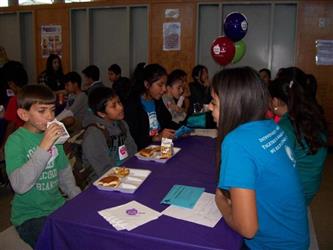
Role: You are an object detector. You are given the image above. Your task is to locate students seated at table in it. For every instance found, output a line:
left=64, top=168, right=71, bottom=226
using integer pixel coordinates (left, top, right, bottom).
left=0, top=61, right=28, bottom=153
left=269, top=67, right=327, bottom=205
left=189, top=65, right=211, bottom=113
left=82, top=87, right=137, bottom=179
left=125, top=64, right=180, bottom=150
left=108, top=64, right=132, bottom=106
left=188, top=65, right=215, bottom=128
left=162, top=69, right=188, bottom=124
left=38, top=54, right=65, bottom=92
left=82, top=65, right=106, bottom=96
left=4, top=85, right=81, bottom=248
left=258, top=68, right=271, bottom=85
left=209, top=67, right=309, bottom=249
left=56, top=72, right=88, bottom=133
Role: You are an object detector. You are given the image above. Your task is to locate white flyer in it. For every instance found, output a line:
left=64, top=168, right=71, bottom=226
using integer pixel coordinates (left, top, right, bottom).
left=161, top=192, right=222, bottom=228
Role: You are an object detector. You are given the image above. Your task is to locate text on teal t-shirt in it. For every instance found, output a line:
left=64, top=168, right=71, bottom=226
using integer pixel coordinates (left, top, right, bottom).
left=218, top=120, right=309, bottom=250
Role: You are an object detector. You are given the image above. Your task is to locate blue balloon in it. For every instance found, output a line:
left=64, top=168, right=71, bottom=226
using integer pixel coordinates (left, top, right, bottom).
left=224, top=12, right=248, bottom=42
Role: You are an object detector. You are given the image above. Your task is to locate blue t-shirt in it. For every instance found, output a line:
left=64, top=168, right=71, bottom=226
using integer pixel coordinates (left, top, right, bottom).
left=218, top=120, right=309, bottom=250
left=141, top=96, right=160, bottom=136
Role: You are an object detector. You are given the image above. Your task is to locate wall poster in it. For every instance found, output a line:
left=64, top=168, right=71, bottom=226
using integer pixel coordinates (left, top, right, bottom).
left=163, top=22, right=181, bottom=51
left=41, top=25, right=63, bottom=58
left=316, top=39, right=333, bottom=65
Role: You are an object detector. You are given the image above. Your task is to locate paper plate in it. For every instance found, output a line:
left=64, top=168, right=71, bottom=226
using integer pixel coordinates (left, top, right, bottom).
left=94, top=168, right=151, bottom=194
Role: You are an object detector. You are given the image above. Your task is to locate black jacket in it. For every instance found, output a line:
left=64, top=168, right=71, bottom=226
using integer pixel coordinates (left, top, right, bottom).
left=125, top=95, right=180, bottom=150
left=189, top=81, right=211, bottom=114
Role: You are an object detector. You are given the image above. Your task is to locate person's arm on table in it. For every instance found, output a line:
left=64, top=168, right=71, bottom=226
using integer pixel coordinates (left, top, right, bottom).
left=56, top=109, right=74, bottom=121
left=215, top=188, right=258, bottom=238
left=152, top=128, right=175, bottom=141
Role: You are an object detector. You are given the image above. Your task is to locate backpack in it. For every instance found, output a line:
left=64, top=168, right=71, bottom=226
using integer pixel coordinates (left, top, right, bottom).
left=63, top=121, right=127, bottom=189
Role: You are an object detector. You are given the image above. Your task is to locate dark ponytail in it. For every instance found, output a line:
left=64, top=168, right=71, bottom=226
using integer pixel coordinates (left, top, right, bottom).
left=269, top=67, right=327, bottom=154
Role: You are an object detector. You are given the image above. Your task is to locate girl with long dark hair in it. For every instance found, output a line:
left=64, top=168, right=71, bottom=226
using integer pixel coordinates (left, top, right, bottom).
left=269, top=67, right=327, bottom=205
left=124, top=64, right=180, bottom=150
left=209, top=67, right=309, bottom=249
left=38, top=54, right=64, bottom=91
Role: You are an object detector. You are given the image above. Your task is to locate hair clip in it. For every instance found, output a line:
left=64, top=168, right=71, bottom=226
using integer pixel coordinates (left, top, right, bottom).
left=289, top=80, right=294, bottom=88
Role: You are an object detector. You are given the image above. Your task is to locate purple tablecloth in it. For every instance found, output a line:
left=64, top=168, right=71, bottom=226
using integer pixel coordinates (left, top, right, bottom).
left=36, top=136, right=242, bottom=250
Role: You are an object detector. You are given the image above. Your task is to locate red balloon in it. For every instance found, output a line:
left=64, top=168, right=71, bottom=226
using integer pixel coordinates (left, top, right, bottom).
left=210, top=36, right=235, bottom=66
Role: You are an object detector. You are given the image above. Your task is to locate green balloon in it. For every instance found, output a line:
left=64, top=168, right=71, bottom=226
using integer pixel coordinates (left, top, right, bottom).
left=232, top=40, right=246, bottom=64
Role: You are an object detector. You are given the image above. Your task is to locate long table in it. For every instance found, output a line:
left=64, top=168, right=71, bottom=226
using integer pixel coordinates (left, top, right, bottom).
left=36, top=136, right=242, bottom=250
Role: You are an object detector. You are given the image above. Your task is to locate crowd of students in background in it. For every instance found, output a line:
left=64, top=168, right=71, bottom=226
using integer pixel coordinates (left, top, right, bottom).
left=0, top=50, right=328, bottom=249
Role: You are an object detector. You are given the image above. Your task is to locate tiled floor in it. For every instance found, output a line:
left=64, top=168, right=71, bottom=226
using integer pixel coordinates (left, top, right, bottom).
left=1, top=152, right=332, bottom=249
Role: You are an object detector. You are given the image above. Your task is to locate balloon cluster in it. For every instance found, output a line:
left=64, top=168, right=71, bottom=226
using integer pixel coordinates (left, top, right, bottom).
left=211, top=12, right=248, bottom=66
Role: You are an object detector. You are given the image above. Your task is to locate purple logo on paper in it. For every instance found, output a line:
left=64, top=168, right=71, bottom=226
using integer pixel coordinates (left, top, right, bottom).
left=126, top=208, right=138, bottom=215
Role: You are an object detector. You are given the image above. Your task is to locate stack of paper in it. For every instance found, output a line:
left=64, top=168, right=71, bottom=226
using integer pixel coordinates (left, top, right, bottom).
left=98, top=201, right=161, bottom=231
left=162, top=192, right=222, bottom=228
left=161, top=184, right=205, bottom=209
left=191, top=129, right=218, bottom=138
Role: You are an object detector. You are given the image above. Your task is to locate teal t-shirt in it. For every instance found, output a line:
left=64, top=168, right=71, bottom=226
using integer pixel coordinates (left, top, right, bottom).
left=278, top=113, right=327, bottom=205
left=218, top=120, right=309, bottom=249
left=5, top=127, right=68, bottom=226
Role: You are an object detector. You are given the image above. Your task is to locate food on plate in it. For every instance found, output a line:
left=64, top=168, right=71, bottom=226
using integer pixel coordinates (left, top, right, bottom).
left=152, top=146, right=161, bottom=152
left=139, top=148, right=154, bottom=157
left=97, top=175, right=120, bottom=187
left=139, top=146, right=160, bottom=157
left=111, top=167, right=130, bottom=177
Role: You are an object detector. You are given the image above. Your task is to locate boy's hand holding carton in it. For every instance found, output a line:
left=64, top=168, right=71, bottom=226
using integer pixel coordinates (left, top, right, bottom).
left=40, top=120, right=70, bottom=151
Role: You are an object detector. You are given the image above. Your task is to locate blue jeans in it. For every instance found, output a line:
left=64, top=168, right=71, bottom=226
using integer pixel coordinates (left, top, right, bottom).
left=16, top=216, right=47, bottom=249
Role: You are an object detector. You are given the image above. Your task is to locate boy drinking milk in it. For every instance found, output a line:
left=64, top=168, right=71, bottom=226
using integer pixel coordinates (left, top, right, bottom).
left=5, top=85, right=81, bottom=248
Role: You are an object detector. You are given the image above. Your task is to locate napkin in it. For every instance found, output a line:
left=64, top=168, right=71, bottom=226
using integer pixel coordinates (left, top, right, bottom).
left=98, top=201, right=161, bottom=231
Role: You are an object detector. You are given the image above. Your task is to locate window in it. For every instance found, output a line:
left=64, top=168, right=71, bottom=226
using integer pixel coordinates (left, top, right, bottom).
left=70, top=6, right=148, bottom=84
left=197, top=2, right=297, bottom=78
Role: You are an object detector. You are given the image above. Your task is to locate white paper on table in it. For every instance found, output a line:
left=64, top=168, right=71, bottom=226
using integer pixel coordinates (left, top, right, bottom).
left=98, top=201, right=162, bottom=231
left=161, top=192, right=222, bottom=228
left=191, top=129, right=218, bottom=139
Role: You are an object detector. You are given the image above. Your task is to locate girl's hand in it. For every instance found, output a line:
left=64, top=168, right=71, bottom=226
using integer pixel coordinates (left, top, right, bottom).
left=169, top=103, right=182, bottom=113
left=160, top=128, right=175, bottom=139
left=153, top=129, right=175, bottom=141
left=39, top=123, right=64, bottom=151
